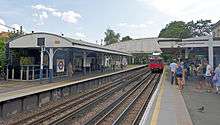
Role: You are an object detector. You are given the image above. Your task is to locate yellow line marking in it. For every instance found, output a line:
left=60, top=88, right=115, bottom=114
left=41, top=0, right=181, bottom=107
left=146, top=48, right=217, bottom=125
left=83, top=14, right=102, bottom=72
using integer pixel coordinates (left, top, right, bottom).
left=150, top=71, right=166, bottom=125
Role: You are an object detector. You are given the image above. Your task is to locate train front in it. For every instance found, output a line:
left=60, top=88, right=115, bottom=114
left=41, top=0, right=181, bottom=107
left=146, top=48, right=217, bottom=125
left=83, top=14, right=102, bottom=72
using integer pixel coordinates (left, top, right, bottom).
left=148, top=57, right=164, bottom=73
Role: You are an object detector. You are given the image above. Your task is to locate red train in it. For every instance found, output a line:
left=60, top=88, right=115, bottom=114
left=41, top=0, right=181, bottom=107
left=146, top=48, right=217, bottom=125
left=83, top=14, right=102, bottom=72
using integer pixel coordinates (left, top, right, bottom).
left=148, top=56, right=164, bottom=73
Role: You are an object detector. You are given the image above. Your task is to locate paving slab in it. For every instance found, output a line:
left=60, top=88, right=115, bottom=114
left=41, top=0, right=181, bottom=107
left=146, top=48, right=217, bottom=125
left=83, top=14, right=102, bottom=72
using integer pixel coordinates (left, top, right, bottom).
left=156, top=80, right=192, bottom=125
left=141, top=70, right=192, bottom=125
left=182, top=79, right=220, bottom=125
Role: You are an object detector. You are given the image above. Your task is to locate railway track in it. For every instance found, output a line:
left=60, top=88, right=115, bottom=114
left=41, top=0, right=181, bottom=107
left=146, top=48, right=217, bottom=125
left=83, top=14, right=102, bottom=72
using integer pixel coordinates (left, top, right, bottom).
left=9, top=68, right=149, bottom=125
left=83, top=74, right=160, bottom=125
left=57, top=72, right=152, bottom=125
left=113, top=74, right=160, bottom=125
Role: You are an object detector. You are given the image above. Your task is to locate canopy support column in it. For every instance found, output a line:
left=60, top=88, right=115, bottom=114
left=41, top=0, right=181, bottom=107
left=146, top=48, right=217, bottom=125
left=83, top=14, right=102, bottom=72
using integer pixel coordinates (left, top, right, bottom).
left=40, top=47, right=43, bottom=81
left=49, top=48, right=53, bottom=83
left=83, top=52, right=87, bottom=75
left=208, top=35, right=213, bottom=67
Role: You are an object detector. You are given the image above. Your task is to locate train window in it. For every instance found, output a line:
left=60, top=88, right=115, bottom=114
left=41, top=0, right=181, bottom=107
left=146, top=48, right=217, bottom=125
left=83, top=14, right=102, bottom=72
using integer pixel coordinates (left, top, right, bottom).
left=149, top=59, right=162, bottom=64
left=149, top=59, right=156, bottom=63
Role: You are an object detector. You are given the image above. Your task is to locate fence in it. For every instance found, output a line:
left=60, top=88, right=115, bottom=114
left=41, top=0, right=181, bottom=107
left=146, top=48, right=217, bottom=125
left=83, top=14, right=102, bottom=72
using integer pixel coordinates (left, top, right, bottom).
left=7, top=65, right=49, bottom=81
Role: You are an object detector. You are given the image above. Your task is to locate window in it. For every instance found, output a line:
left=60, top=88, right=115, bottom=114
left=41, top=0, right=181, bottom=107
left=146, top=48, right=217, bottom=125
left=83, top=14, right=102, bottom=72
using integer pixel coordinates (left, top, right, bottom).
left=37, top=37, right=45, bottom=46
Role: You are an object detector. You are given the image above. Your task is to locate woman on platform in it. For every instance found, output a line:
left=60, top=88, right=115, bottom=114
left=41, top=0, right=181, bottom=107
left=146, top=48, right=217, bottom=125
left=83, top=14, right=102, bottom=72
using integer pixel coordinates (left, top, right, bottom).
left=196, top=64, right=205, bottom=91
left=176, top=63, right=184, bottom=91
left=214, top=64, right=220, bottom=94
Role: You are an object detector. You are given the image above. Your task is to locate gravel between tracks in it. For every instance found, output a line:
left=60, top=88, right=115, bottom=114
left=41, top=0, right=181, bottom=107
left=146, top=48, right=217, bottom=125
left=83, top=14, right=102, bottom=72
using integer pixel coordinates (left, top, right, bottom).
left=120, top=74, right=160, bottom=125
left=71, top=80, right=138, bottom=125
left=96, top=74, right=154, bottom=125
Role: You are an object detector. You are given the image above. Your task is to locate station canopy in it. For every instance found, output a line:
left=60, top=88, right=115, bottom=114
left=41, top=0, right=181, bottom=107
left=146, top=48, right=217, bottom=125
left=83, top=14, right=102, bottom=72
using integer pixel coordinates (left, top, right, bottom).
left=9, top=32, right=131, bottom=56
left=106, top=37, right=162, bottom=54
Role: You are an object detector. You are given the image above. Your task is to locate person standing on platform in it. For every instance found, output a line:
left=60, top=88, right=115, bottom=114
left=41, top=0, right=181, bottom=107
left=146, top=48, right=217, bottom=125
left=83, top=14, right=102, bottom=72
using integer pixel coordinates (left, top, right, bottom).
left=185, top=61, right=190, bottom=80
left=176, top=63, right=184, bottom=91
left=214, top=64, right=220, bottom=94
left=68, top=62, right=74, bottom=78
left=181, top=61, right=186, bottom=82
left=196, top=64, right=204, bottom=90
left=169, top=60, right=177, bottom=85
left=205, top=61, right=213, bottom=92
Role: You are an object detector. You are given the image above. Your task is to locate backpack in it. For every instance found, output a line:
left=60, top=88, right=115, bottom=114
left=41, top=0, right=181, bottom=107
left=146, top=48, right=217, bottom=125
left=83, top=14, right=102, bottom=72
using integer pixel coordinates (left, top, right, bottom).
left=176, top=66, right=183, bottom=75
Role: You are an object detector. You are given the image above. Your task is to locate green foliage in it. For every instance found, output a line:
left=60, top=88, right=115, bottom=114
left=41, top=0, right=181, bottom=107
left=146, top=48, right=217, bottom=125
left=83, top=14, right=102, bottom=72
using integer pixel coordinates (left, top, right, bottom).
left=159, top=20, right=213, bottom=38
left=121, top=36, right=132, bottom=42
left=104, top=29, right=120, bottom=45
left=0, top=38, right=6, bottom=70
left=187, top=19, right=212, bottom=37
left=159, top=21, right=192, bottom=39
left=161, top=53, right=172, bottom=63
left=133, top=53, right=149, bottom=64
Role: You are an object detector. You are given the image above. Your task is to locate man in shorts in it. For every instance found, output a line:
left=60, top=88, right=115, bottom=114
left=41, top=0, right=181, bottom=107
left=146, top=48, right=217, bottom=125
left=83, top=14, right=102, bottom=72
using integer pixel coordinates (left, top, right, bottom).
left=169, top=60, right=177, bottom=85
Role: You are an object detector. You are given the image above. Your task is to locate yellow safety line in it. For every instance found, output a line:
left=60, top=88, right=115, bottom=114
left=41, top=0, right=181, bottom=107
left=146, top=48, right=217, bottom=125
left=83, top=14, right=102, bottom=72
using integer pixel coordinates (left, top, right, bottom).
left=150, top=72, right=166, bottom=125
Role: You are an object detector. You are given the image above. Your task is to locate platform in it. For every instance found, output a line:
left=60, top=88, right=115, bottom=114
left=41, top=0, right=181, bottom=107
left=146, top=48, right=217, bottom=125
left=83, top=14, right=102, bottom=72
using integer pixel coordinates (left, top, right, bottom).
left=0, top=65, right=143, bottom=102
left=0, top=65, right=140, bottom=94
left=0, top=71, right=111, bottom=94
left=140, top=70, right=193, bottom=125
left=183, top=79, right=220, bottom=125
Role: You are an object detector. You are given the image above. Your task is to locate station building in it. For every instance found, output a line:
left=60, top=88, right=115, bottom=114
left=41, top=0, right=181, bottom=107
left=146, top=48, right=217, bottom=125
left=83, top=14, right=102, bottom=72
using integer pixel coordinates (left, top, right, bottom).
left=158, top=20, right=220, bottom=66
left=106, top=36, right=220, bottom=68
left=106, top=38, right=162, bottom=64
left=7, top=32, right=131, bottom=82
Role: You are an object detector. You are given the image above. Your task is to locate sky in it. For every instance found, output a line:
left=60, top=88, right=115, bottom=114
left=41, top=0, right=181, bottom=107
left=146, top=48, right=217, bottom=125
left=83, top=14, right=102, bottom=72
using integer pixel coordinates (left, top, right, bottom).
left=0, top=0, right=220, bottom=44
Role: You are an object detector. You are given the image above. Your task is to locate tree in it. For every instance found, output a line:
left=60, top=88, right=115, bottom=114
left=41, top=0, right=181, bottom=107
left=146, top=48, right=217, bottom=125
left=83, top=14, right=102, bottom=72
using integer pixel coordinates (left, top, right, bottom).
left=159, top=21, right=192, bottom=39
left=187, top=19, right=212, bottom=37
left=161, top=53, right=172, bottom=63
left=121, top=36, right=132, bottom=42
left=104, top=29, right=120, bottom=45
left=0, top=38, right=6, bottom=70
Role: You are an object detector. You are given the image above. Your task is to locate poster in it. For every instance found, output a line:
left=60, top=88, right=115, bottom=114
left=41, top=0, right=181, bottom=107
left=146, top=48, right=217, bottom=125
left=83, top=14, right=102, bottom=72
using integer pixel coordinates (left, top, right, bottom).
left=57, top=59, right=65, bottom=72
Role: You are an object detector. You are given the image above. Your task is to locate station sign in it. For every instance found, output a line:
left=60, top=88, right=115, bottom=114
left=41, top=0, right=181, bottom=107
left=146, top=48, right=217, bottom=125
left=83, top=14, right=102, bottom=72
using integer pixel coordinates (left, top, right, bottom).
left=57, top=59, right=65, bottom=72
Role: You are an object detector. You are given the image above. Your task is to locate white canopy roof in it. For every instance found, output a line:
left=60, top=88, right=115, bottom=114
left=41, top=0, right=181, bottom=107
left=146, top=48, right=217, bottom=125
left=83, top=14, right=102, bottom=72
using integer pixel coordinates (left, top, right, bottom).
left=106, top=38, right=162, bottom=54
left=9, top=32, right=131, bottom=56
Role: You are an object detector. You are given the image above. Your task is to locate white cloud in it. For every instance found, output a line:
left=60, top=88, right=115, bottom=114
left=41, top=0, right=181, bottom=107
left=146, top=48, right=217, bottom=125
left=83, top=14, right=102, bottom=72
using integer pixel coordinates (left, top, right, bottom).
left=39, top=11, right=48, bottom=19
left=32, top=4, right=81, bottom=24
left=11, top=24, right=20, bottom=30
left=0, top=18, right=8, bottom=32
left=65, top=32, right=88, bottom=41
left=109, top=22, right=156, bottom=39
left=33, top=11, right=48, bottom=25
left=52, top=11, right=62, bottom=17
left=32, top=4, right=56, bottom=12
left=62, top=11, right=81, bottom=24
left=75, top=32, right=86, bottom=38
left=138, top=0, right=220, bottom=22
left=32, top=13, right=38, bottom=17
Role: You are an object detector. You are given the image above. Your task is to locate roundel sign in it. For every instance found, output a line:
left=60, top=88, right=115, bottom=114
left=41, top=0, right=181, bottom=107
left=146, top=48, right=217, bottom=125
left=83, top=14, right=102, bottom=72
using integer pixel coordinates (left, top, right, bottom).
left=57, top=59, right=65, bottom=72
